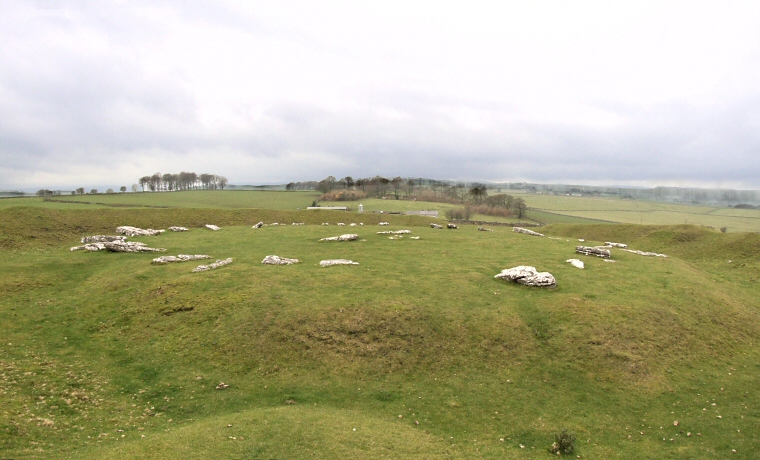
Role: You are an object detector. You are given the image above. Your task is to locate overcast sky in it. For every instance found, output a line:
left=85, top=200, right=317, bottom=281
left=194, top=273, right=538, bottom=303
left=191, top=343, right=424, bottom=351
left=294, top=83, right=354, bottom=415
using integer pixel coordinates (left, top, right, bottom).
left=2, top=1, right=760, bottom=191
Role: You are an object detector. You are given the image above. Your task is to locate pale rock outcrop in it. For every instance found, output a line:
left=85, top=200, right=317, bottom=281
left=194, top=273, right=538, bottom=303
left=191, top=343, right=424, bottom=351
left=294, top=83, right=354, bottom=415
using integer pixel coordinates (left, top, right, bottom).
left=81, top=235, right=127, bottom=244
left=169, top=227, right=188, bottom=232
left=205, top=224, right=221, bottom=231
left=494, top=266, right=556, bottom=287
left=430, top=223, right=443, bottom=229
left=152, top=254, right=212, bottom=264
left=319, top=234, right=359, bottom=242
left=379, top=222, right=390, bottom=226
left=605, top=242, right=628, bottom=248
left=377, top=230, right=411, bottom=235
left=262, top=255, right=300, bottom=265
left=447, top=224, right=458, bottom=229
left=192, top=258, right=233, bottom=272
left=320, top=259, right=359, bottom=267
left=566, top=259, right=585, bottom=269
left=513, top=227, right=544, bottom=237
left=576, top=246, right=611, bottom=258
left=70, top=243, right=106, bottom=252
left=104, top=241, right=166, bottom=253
left=116, top=226, right=165, bottom=237
left=622, top=249, right=668, bottom=257
left=252, top=222, right=264, bottom=229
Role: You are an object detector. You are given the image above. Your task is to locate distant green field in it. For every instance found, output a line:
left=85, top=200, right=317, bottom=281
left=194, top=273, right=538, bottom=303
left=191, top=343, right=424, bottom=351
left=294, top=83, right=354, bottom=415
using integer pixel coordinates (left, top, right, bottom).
left=1, top=203, right=760, bottom=458
left=524, top=194, right=760, bottom=232
left=36, top=190, right=320, bottom=210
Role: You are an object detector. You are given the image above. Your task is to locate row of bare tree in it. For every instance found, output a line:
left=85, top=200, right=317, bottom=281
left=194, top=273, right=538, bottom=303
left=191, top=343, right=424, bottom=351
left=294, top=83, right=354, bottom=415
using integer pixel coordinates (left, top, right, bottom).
left=138, top=172, right=228, bottom=192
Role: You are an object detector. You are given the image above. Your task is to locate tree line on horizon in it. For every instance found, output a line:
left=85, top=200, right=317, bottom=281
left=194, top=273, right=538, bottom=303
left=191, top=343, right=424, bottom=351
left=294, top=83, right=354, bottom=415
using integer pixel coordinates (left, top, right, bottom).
left=290, top=175, right=528, bottom=219
left=138, top=172, right=228, bottom=192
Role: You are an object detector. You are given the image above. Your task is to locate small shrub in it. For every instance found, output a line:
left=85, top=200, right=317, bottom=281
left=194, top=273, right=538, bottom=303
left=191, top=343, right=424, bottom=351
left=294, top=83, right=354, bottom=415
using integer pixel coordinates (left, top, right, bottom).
left=720, top=227, right=727, bottom=233
left=550, top=429, right=576, bottom=455
left=445, top=206, right=471, bottom=220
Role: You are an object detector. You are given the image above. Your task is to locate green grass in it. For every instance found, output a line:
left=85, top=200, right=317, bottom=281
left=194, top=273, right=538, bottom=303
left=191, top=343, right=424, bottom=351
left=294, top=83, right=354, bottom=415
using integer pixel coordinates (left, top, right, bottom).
left=524, top=195, right=760, bottom=232
left=2, top=204, right=760, bottom=458
left=33, top=190, right=320, bottom=210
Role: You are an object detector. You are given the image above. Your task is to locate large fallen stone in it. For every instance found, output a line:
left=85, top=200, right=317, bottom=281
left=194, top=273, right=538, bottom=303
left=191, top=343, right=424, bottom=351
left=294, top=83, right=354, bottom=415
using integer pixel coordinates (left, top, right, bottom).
left=252, top=222, right=264, bottom=228
left=377, top=230, right=412, bottom=235
left=104, top=241, right=166, bottom=253
left=605, top=242, right=627, bottom=248
left=262, top=255, right=300, bottom=265
left=430, top=223, right=443, bottom=229
left=622, top=249, right=668, bottom=257
left=81, top=235, right=127, bottom=243
left=566, top=259, right=585, bottom=269
left=494, top=266, right=556, bottom=287
left=337, top=223, right=346, bottom=226
left=319, top=234, right=359, bottom=242
left=447, top=224, right=458, bottom=229
left=379, top=222, right=390, bottom=226
left=192, top=258, right=233, bottom=272
left=477, top=227, right=493, bottom=232
left=152, top=254, right=212, bottom=264
left=116, top=226, right=165, bottom=237
left=169, top=226, right=188, bottom=232
left=205, top=224, right=221, bottom=231
left=70, top=243, right=106, bottom=252
left=576, top=246, right=611, bottom=258
left=513, top=227, right=544, bottom=237
left=320, top=259, right=359, bottom=267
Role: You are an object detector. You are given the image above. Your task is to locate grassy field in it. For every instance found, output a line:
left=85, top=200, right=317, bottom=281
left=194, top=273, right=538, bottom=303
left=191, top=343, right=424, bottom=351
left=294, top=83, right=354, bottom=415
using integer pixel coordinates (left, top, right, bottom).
left=1, top=196, right=760, bottom=458
left=523, top=195, right=760, bottom=232
left=14, top=190, right=321, bottom=210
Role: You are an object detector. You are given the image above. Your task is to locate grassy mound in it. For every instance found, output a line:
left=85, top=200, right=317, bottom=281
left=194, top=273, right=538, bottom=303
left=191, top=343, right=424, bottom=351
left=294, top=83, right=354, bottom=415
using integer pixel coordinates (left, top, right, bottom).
left=1, top=215, right=759, bottom=458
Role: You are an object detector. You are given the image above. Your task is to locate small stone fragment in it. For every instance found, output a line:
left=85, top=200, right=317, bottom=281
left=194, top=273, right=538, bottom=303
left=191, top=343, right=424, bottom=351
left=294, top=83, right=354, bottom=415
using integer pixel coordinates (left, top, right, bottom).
left=576, top=246, right=611, bottom=258
left=319, top=234, right=359, bottom=242
left=477, top=227, right=493, bottom=232
left=513, top=227, right=544, bottom=237
left=262, top=255, right=300, bottom=265
left=152, top=255, right=211, bottom=264
left=81, top=235, right=127, bottom=243
left=621, top=249, right=668, bottom=257
left=337, top=223, right=346, bottom=226
left=216, top=382, right=229, bottom=390
left=379, top=222, right=390, bottom=226
left=205, top=224, right=221, bottom=231
left=320, top=259, right=359, bottom=267
left=566, top=259, right=585, bottom=269
left=430, top=223, right=443, bottom=229
left=192, top=258, right=233, bottom=272
left=605, top=242, right=628, bottom=248
left=168, top=226, right=188, bottom=232
left=377, top=230, right=411, bottom=235
left=116, top=226, right=165, bottom=237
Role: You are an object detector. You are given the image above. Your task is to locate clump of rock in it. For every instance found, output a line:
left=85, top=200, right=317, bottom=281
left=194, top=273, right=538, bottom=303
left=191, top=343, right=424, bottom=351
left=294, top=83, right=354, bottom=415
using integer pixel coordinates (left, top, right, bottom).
left=205, top=224, right=221, bottom=231
left=494, top=266, right=556, bottom=287
left=262, top=255, right=300, bottom=265
left=70, top=243, right=107, bottom=252
left=430, top=223, right=443, bottom=229
left=447, top=224, right=458, bottom=229
left=566, top=259, right=585, bottom=269
left=622, top=249, right=668, bottom=257
left=513, top=227, right=544, bottom=237
left=192, top=258, right=233, bottom=272
left=152, top=254, right=212, bottom=264
left=605, top=242, right=627, bottom=248
left=377, top=230, right=411, bottom=235
left=81, top=235, right=127, bottom=243
left=576, top=246, right=611, bottom=258
left=319, top=234, right=359, bottom=242
left=320, top=259, right=359, bottom=267
left=116, top=226, right=165, bottom=237
left=104, top=241, right=165, bottom=253
left=169, top=226, right=188, bottom=232
left=379, top=222, right=390, bottom=226
left=477, top=227, right=493, bottom=232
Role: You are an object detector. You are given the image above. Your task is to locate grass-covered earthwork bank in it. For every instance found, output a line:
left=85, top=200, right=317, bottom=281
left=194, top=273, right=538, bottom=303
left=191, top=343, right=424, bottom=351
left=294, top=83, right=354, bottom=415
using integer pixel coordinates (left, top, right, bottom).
left=1, top=203, right=759, bottom=458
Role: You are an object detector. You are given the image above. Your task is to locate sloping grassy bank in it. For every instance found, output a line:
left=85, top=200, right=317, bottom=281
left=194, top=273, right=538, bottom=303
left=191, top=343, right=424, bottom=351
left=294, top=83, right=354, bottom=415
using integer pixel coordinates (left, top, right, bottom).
left=0, top=207, right=431, bottom=251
